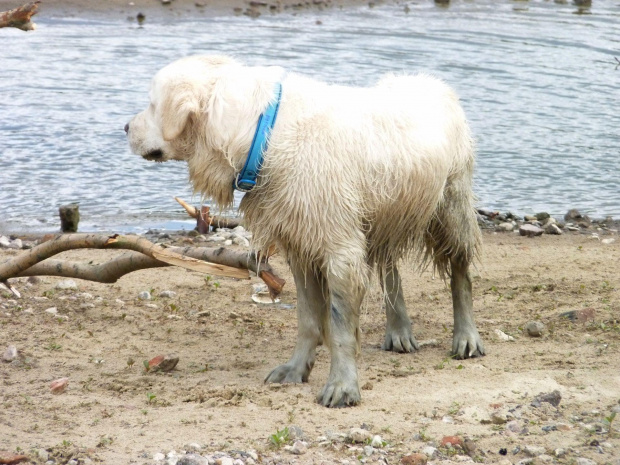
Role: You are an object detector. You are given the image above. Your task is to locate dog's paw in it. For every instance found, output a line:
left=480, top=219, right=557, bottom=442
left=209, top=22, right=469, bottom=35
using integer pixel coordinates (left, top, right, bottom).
left=264, top=363, right=309, bottom=384
left=452, top=327, right=485, bottom=359
left=382, top=327, right=419, bottom=353
left=316, top=379, right=361, bottom=408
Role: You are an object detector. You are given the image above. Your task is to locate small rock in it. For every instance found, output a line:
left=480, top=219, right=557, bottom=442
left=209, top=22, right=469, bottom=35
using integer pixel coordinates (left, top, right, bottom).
left=184, top=443, right=202, bottom=452
left=148, top=354, right=179, bottom=372
left=532, top=390, right=562, bottom=408
left=37, top=449, right=49, bottom=461
left=232, top=235, right=250, bottom=247
left=506, top=420, right=521, bottom=433
left=525, top=321, right=545, bottom=337
left=153, top=452, right=165, bottom=461
left=348, top=427, right=373, bottom=443
left=177, top=454, right=209, bottom=465
left=2, top=345, right=18, bottom=362
left=494, top=329, right=515, bottom=341
left=538, top=455, right=554, bottom=464
left=602, top=238, right=615, bottom=245
left=223, top=239, right=233, bottom=246
left=441, top=436, right=463, bottom=448
left=7, top=238, right=22, bottom=249
left=554, top=448, right=566, bottom=457
left=159, top=290, right=177, bottom=298
left=196, top=310, right=211, bottom=318
left=401, top=454, right=427, bottom=465
left=544, top=223, right=563, bottom=235
left=215, top=458, right=233, bottom=465
left=524, top=214, right=537, bottom=221
left=421, top=446, right=437, bottom=458
left=288, top=425, right=305, bottom=440
left=519, top=224, right=544, bottom=237
left=55, top=279, right=78, bottom=290
left=290, top=440, right=307, bottom=454
left=491, top=411, right=508, bottom=425
left=497, top=222, right=514, bottom=232
left=371, top=435, right=383, bottom=447
left=0, top=236, right=10, bottom=248
left=27, top=276, right=42, bottom=285
left=44, top=307, right=58, bottom=315
left=50, top=377, right=69, bottom=394
left=524, top=445, right=545, bottom=457
left=565, top=209, right=590, bottom=225
left=575, top=459, right=597, bottom=465
left=535, top=212, right=550, bottom=221
left=138, top=291, right=151, bottom=300
left=363, top=445, right=374, bottom=456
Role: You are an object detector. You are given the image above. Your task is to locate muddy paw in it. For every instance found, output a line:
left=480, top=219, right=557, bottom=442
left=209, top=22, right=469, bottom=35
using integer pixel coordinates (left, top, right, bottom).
left=452, top=328, right=485, bottom=359
left=265, top=363, right=309, bottom=384
left=316, top=379, right=361, bottom=408
left=382, top=327, right=419, bottom=353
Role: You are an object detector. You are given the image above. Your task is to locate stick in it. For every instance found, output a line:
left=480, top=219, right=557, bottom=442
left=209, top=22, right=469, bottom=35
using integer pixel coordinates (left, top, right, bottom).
left=0, top=235, right=285, bottom=297
left=174, top=196, right=241, bottom=230
left=0, top=1, right=40, bottom=31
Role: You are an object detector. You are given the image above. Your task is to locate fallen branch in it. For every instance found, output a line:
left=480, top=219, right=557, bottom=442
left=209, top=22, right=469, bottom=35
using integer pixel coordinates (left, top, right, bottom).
left=0, top=1, right=40, bottom=31
left=0, top=234, right=285, bottom=298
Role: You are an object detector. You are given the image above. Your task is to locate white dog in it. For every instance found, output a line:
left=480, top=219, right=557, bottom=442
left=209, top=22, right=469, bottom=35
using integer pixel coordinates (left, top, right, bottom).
left=127, top=55, right=484, bottom=407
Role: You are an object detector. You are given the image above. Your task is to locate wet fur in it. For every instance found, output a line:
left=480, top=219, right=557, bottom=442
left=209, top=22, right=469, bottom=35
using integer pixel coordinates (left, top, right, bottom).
left=127, top=55, right=484, bottom=407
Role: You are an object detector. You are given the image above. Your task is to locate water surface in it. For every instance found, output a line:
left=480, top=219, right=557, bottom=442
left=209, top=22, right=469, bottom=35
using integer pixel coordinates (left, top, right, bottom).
left=1, top=0, right=618, bottom=233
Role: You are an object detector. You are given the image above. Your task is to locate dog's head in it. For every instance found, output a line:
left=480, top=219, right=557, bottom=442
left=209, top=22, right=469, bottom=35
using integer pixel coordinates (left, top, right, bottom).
left=126, top=55, right=283, bottom=206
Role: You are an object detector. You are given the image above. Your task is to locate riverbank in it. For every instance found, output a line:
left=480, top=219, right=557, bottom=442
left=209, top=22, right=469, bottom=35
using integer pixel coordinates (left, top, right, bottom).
left=1, top=226, right=619, bottom=464
left=0, top=0, right=396, bottom=21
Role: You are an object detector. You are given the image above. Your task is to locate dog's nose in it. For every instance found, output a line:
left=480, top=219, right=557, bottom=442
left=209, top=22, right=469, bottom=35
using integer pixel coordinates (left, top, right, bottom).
left=124, top=123, right=129, bottom=134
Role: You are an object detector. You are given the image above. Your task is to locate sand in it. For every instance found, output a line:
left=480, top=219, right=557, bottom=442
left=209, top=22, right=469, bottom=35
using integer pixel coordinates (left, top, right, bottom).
left=1, top=230, right=619, bottom=464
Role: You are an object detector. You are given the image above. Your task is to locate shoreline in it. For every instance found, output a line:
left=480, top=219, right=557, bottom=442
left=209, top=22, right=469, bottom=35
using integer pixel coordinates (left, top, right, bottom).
left=0, top=0, right=393, bottom=21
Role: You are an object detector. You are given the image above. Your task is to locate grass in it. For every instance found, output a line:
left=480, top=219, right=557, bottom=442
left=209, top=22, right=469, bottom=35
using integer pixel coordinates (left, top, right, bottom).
left=269, top=426, right=290, bottom=449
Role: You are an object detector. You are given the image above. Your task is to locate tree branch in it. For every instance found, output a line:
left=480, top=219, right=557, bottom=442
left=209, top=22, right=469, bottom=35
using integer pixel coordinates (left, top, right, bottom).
left=0, top=234, right=285, bottom=298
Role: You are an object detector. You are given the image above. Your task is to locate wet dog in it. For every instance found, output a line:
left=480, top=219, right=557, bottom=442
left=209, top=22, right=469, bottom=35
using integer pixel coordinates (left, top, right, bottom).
left=126, top=55, right=484, bottom=407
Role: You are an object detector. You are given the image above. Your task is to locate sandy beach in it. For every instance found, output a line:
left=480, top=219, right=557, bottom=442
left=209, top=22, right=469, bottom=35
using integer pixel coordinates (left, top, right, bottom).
left=1, top=227, right=619, bottom=465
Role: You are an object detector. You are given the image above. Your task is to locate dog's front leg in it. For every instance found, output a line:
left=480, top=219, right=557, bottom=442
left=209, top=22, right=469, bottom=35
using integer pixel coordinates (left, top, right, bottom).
left=317, top=268, right=365, bottom=408
left=265, top=262, right=327, bottom=384
left=450, top=256, right=485, bottom=359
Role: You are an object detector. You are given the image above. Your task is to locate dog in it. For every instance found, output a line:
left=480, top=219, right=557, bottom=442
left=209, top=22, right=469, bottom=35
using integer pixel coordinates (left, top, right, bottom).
left=126, top=55, right=485, bottom=407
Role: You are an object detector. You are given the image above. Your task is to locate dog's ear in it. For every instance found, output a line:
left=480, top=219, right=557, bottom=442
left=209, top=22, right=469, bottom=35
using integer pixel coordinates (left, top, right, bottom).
left=159, top=85, right=200, bottom=141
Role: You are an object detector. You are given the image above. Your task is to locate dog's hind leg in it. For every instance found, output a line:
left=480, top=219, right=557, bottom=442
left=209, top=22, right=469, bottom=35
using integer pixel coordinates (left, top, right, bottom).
left=317, top=254, right=367, bottom=408
left=450, top=255, right=485, bottom=359
left=265, top=260, right=327, bottom=384
left=381, top=264, right=419, bottom=353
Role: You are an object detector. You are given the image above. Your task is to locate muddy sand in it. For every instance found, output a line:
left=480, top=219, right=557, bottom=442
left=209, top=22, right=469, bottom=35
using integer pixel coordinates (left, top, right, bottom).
left=1, top=229, right=619, bottom=465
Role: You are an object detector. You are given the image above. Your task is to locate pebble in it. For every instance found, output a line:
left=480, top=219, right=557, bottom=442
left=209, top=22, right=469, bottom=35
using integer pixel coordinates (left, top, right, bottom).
left=2, top=345, right=18, bottom=362
left=363, top=445, right=374, bottom=456
left=441, top=436, right=463, bottom=448
left=494, top=329, right=515, bottom=341
left=138, top=291, right=151, bottom=300
left=44, top=307, right=58, bottom=315
left=184, top=444, right=202, bottom=452
left=223, top=240, right=233, bottom=246
left=524, top=445, right=546, bottom=457
left=205, top=236, right=226, bottom=243
left=215, top=458, right=233, bottom=465
left=519, top=224, right=544, bottom=237
left=177, top=454, right=209, bottom=465
left=371, top=435, right=383, bottom=447
left=506, top=420, right=521, bottom=433
left=148, top=354, right=179, bottom=372
left=288, top=425, right=305, bottom=440
left=497, top=222, right=514, bottom=232
left=290, top=440, right=307, bottom=454
left=544, top=223, right=563, bottom=235
left=0, top=236, right=10, bottom=248
left=421, top=446, right=437, bottom=458
left=602, top=238, right=616, bottom=245
left=232, top=235, right=250, bottom=247
left=348, top=427, right=373, bottom=443
left=532, top=390, right=562, bottom=408
left=575, top=459, right=597, bottom=465
left=37, top=449, right=49, bottom=461
left=153, top=452, right=166, bottom=461
left=159, top=290, right=177, bottom=298
left=401, top=454, right=428, bottom=465
left=55, top=279, right=78, bottom=290
left=524, top=214, right=537, bottom=221
left=525, top=320, right=545, bottom=337
left=50, top=377, right=69, bottom=394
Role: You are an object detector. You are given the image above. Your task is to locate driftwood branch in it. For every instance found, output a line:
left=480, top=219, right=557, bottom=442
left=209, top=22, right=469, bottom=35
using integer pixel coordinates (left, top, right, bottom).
left=0, top=234, right=285, bottom=298
left=0, top=1, right=40, bottom=31
left=174, top=196, right=242, bottom=231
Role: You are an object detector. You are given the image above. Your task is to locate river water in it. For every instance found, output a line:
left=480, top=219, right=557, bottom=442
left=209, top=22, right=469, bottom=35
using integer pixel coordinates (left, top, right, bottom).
left=1, top=0, right=618, bottom=234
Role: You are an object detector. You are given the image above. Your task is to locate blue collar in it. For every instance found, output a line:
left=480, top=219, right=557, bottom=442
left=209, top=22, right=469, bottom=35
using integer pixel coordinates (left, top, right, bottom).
left=234, top=82, right=283, bottom=192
